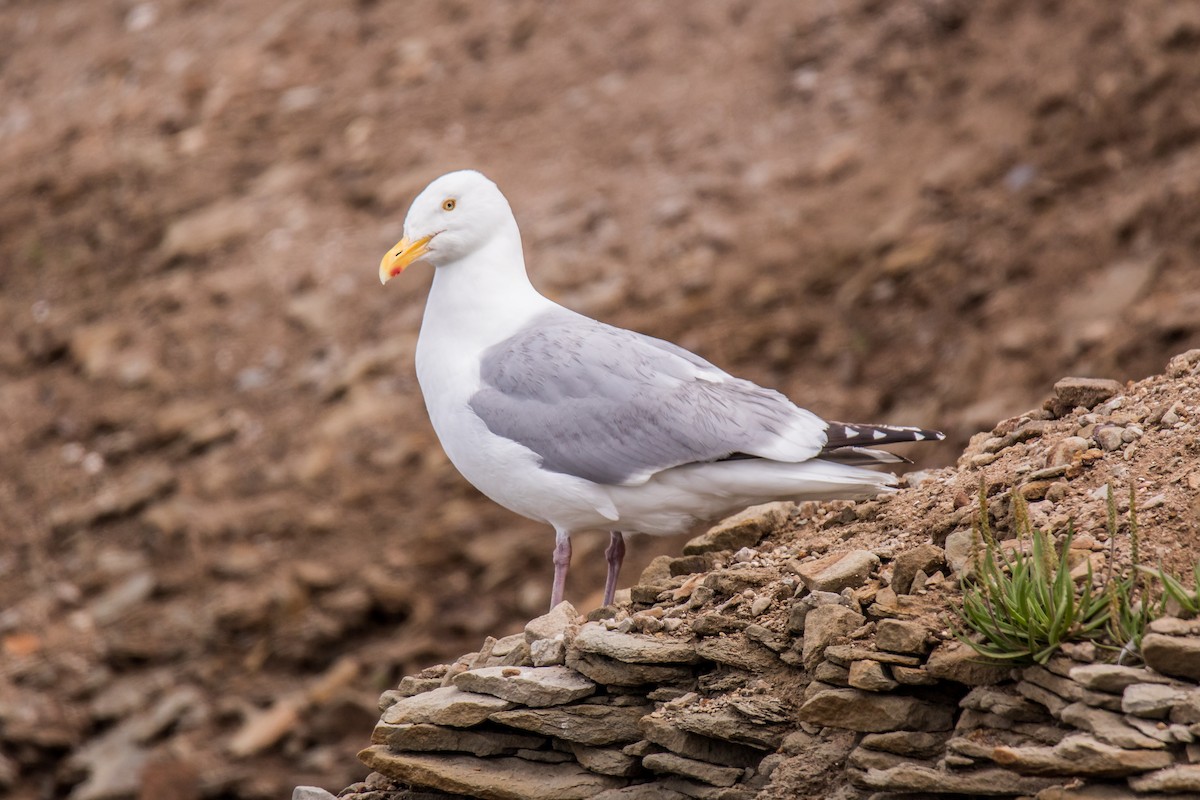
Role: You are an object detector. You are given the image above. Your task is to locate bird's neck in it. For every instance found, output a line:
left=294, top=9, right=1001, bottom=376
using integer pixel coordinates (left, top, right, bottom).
left=422, top=228, right=555, bottom=350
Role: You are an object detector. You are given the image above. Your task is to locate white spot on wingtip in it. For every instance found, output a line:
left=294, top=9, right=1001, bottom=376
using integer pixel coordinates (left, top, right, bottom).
left=873, top=430, right=886, bottom=440
left=844, top=427, right=859, bottom=437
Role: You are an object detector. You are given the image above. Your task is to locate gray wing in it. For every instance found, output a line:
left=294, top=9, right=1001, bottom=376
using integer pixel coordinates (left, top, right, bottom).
left=469, top=308, right=828, bottom=486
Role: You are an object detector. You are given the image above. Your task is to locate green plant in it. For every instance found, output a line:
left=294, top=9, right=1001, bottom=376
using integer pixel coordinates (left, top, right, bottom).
left=952, top=489, right=1111, bottom=664
left=1142, top=562, right=1200, bottom=618
left=1103, top=486, right=1159, bottom=662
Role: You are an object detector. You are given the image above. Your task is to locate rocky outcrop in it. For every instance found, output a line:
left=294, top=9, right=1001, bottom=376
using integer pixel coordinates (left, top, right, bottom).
left=338, top=352, right=1200, bottom=799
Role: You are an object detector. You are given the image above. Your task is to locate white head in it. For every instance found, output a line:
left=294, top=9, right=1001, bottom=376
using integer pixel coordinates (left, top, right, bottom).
left=380, top=170, right=517, bottom=283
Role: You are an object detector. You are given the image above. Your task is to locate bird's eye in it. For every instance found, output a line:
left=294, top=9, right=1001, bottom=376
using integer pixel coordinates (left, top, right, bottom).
left=442, top=198, right=456, bottom=211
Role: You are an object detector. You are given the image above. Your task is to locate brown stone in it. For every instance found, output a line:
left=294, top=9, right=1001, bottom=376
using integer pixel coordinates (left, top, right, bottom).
left=799, top=688, right=954, bottom=733
left=1128, top=764, right=1200, bottom=792
left=800, top=604, right=864, bottom=670
left=1046, top=377, right=1123, bottom=416
left=848, top=660, right=898, bottom=692
left=639, top=716, right=763, bottom=768
left=566, top=649, right=694, bottom=688
left=490, top=703, right=650, bottom=746
left=572, top=625, right=700, bottom=664
left=643, top=752, right=742, bottom=787
left=991, top=733, right=1174, bottom=777
left=372, top=722, right=544, bottom=756
left=1142, top=633, right=1200, bottom=681
left=924, top=641, right=1009, bottom=686
left=858, top=764, right=1058, bottom=795
left=875, top=619, right=931, bottom=654
left=381, top=687, right=515, bottom=727
left=683, top=503, right=791, bottom=554
left=891, top=544, right=945, bottom=595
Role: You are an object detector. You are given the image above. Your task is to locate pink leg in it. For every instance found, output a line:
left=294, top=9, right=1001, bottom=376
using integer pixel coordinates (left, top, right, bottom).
left=603, top=531, right=625, bottom=607
left=550, top=529, right=572, bottom=609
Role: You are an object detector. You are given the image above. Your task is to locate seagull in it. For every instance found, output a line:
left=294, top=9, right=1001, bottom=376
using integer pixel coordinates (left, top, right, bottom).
left=379, top=170, right=943, bottom=609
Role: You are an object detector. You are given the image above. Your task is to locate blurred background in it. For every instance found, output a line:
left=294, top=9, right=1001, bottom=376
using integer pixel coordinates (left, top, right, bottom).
left=2, top=1, right=1199, bottom=797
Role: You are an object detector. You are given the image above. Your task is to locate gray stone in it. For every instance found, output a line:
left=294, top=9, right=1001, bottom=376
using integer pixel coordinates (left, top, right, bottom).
left=944, top=528, right=983, bottom=576
left=525, top=601, right=578, bottom=644
left=358, top=746, right=625, bottom=800
left=1128, top=764, right=1200, bottom=792
left=372, top=722, right=545, bottom=756
left=891, top=666, right=938, bottom=686
left=924, top=641, right=1009, bottom=686
left=639, top=716, right=762, bottom=768
left=643, top=753, right=742, bottom=787
left=1142, top=633, right=1200, bottom=681
left=1122, top=683, right=1186, bottom=719
left=381, top=686, right=515, bottom=727
left=1148, top=616, right=1200, bottom=635
left=822, top=645, right=921, bottom=667
left=695, top=636, right=779, bottom=672
left=1016, top=681, right=1068, bottom=718
left=683, top=503, right=791, bottom=555
left=1072, top=664, right=1164, bottom=696
left=812, top=661, right=850, bottom=686
left=490, top=703, right=650, bottom=746
left=569, top=743, right=642, bottom=777
left=1059, top=702, right=1166, bottom=750
left=848, top=660, right=897, bottom=692
left=891, top=544, right=945, bottom=595
left=991, top=733, right=1174, bottom=777
left=1079, top=689, right=1123, bottom=712
left=799, top=688, right=954, bottom=733
left=859, top=731, right=950, bottom=759
left=452, top=666, right=595, bottom=707
left=572, top=624, right=700, bottom=664
left=796, top=550, right=879, bottom=593
left=1122, top=715, right=1175, bottom=743
left=566, top=648, right=694, bottom=687
left=1171, top=690, right=1200, bottom=725
left=292, top=788, right=337, bottom=800
left=530, top=638, right=567, bottom=666
left=800, top=604, right=864, bottom=670
left=960, top=686, right=1047, bottom=722
left=847, top=745, right=925, bottom=771
left=875, top=619, right=931, bottom=654
left=786, top=590, right=850, bottom=633
left=674, top=705, right=788, bottom=750
left=593, top=787, right=688, bottom=800
left=1093, top=426, right=1125, bottom=451
left=396, top=676, right=443, bottom=697
left=1022, top=665, right=1083, bottom=701
left=859, top=764, right=1058, bottom=795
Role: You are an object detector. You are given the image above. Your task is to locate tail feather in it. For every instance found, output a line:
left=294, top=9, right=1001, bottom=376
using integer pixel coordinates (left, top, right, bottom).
left=823, top=421, right=945, bottom=452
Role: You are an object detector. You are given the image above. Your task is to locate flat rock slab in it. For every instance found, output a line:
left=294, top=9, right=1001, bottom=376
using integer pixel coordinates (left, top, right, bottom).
left=381, top=686, right=515, bottom=727
left=796, top=550, right=880, bottom=593
left=359, top=746, right=626, bottom=800
left=566, top=649, right=694, bottom=687
left=1122, top=683, right=1187, bottom=719
left=640, top=715, right=763, bottom=768
left=453, top=666, right=596, bottom=707
left=573, top=625, right=700, bottom=664
left=1069, top=664, right=1176, bottom=693
left=1059, top=702, right=1166, bottom=750
left=490, top=703, right=651, bottom=746
left=673, top=705, right=788, bottom=750
left=799, top=688, right=954, bottom=733
left=372, top=722, right=544, bottom=756
left=991, top=733, right=1174, bottom=777
left=1128, top=764, right=1200, bottom=792
left=642, top=752, right=742, bottom=787
left=859, top=764, right=1059, bottom=795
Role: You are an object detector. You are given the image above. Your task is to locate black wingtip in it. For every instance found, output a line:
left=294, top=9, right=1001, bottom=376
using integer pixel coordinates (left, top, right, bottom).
left=822, top=422, right=946, bottom=451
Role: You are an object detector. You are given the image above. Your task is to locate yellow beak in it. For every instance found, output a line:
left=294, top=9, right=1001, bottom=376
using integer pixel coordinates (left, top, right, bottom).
left=379, top=234, right=434, bottom=284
